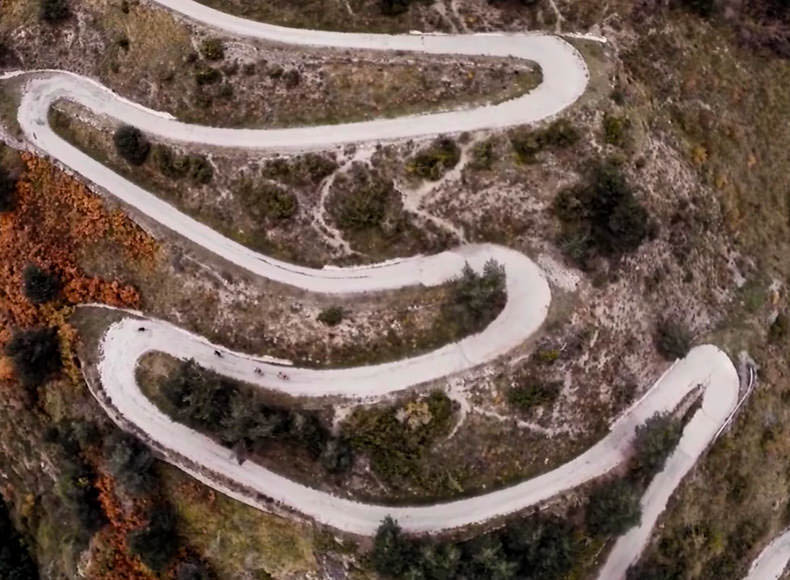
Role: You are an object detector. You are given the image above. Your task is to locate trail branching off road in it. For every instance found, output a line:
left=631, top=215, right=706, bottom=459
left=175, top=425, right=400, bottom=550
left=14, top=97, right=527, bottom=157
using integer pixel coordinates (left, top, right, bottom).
left=3, top=2, right=744, bottom=576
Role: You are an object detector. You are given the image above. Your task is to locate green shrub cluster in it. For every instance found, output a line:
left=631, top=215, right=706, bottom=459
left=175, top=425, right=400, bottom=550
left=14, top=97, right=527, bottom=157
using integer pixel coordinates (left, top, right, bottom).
left=174, top=558, right=216, bottom=580
left=22, top=264, right=60, bottom=305
left=468, top=138, right=497, bottom=170
left=104, top=430, right=156, bottom=494
left=329, top=166, right=394, bottom=230
left=369, top=410, right=684, bottom=578
left=507, top=379, right=561, bottom=412
left=408, top=137, right=461, bottom=181
left=261, top=153, right=337, bottom=187
left=629, top=515, right=767, bottom=579
left=372, top=512, right=579, bottom=580
left=199, top=38, right=225, bottom=61
left=43, top=422, right=107, bottom=544
left=770, top=312, right=788, bottom=342
left=381, top=0, right=411, bottom=15
left=345, top=392, right=453, bottom=481
left=195, top=66, right=222, bottom=86
left=317, top=306, right=344, bottom=326
left=238, top=180, right=298, bottom=221
left=509, top=118, right=580, bottom=163
left=586, top=478, right=642, bottom=536
left=113, top=125, right=150, bottom=166
left=553, top=160, right=650, bottom=266
left=161, top=360, right=351, bottom=472
left=631, top=412, right=683, bottom=482
left=152, top=145, right=213, bottom=184
left=603, top=114, right=631, bottom=147
left=370, top=410, right=678, bottom=578
left=440, top=259, right=507, bottom=338
left=654, top=319, right=692, bottom=360
left=678, top=0, right=715, bottom=16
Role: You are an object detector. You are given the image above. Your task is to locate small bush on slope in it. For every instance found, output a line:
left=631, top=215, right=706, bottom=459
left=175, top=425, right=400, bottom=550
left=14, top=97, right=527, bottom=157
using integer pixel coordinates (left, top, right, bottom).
left=113, top=125, right=150, bottom=166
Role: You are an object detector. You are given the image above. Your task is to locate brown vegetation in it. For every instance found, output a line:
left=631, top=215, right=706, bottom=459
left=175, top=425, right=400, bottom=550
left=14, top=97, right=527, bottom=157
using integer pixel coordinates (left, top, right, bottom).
left=0, top=152, right=156, bottom=348
left=0, top=150, right=161, bottom=576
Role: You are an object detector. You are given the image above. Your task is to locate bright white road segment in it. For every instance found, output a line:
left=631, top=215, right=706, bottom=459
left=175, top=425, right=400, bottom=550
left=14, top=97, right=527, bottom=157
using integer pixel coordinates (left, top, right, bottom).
left=4, top=0, right=744, bottom=571
left=744, top=529, right=790, bottom=580
left=598, top=348, right=739, bottom=578
left=98, top=323, right=739, bottom=536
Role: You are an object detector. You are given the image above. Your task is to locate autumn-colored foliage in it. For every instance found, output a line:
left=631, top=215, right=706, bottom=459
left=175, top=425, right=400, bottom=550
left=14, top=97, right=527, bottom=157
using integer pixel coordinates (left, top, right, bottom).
left=90, top=471, right=155, bottom=580
left=0, top=152, right=160, bottom=576
left=0, top=152, right=157, bottom=348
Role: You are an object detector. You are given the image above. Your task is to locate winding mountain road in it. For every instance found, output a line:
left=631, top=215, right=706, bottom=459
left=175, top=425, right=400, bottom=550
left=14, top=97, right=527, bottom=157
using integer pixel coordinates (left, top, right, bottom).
left=96, top=317, right=738, bottom=537
left=2, top=0, right=746, bottom=574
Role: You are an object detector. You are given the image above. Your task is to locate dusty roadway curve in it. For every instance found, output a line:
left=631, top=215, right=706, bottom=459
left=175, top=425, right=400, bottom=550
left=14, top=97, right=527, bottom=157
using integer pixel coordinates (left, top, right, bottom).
left=4, top=0, right=742, bottom=572
left=97, top=317, right=738, bottom=538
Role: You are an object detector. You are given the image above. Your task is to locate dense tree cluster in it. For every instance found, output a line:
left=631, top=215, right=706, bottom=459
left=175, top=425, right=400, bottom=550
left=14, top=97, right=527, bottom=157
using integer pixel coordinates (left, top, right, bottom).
left=632, top=413, right=683, bottom=482
left=152, top=145, right=214, bottom=184
left=22, top=264, right=60, bottom=304
left=43, top=422, right=107, bottom=540
left=346, top=391, right=453, bottom=481
left=113, top=125, right=150, bottom=166
left=586, top=478, right=642, bottom=536
left=369, top=412, right=682, bottom=578
left=162, top=360, right=352, bottom=471
left=104, top=431, right=157, bottom=494
left=553, top=160, right=651, bottom=267
left=329, top=164, right=395, bottom=230
left=4, top=327, right=62, bottom=389
left=0, top=498, right=38, bottom=580
left=372, top=512, right=579, bottom=579
left=442, top=259, right=507, bottom=337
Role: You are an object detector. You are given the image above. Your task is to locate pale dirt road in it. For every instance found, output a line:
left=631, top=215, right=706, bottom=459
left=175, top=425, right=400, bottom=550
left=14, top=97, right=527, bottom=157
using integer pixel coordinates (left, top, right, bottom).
left=4, top=2, right=744, bottom=572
